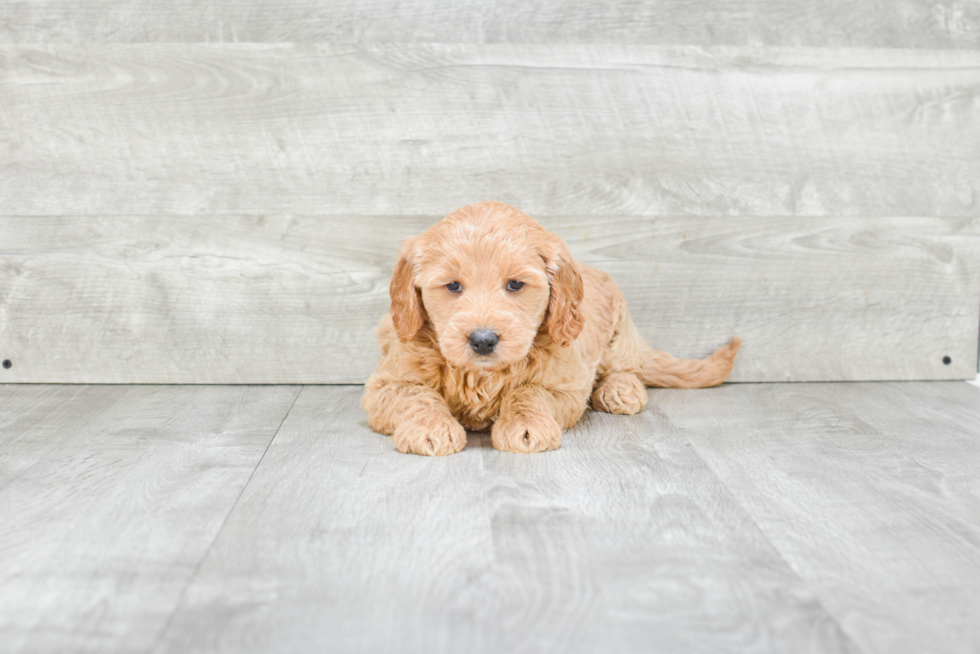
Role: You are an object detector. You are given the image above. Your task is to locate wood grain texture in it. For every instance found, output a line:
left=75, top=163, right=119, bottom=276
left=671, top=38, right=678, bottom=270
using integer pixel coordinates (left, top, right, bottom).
left=0, top=385, right=128, bottom=493
left=3, top=382, right=978, bottom=652
left=656, top=381, right=980, bottom=654
left=478, top=406, right=854, bottom=653
left=1, top=0, right=978, bottom=48
left=1, top=45, right=978, bottom=218
left=155, top=385, right=856, bottom=654
left=155, top=385, right=502, bottom=654
left=0, top=384, right=299, bottom=654
left=2, top=214, right=977, bottom=384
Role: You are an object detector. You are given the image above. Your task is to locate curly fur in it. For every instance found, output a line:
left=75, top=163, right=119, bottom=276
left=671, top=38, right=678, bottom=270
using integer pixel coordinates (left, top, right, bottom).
left=362, top=201, right=741, bottom=455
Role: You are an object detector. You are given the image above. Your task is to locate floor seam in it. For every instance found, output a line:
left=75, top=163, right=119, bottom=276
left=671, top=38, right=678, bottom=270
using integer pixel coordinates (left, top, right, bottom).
left=662, top=408, right=867, bottom=654
left=148, top=384, right=304, bottom=654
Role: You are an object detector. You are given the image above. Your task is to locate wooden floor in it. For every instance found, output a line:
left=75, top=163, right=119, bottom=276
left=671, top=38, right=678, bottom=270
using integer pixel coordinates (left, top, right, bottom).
left=1, top=381, right=979, bottom=653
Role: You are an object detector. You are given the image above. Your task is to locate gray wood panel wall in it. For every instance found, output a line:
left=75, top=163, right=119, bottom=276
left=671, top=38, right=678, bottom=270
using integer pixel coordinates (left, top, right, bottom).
left=1, top=4, right=978, bottom=383
left=3, top=1, right=979, bottom=47
left=3, top=215, right=978, bottom=383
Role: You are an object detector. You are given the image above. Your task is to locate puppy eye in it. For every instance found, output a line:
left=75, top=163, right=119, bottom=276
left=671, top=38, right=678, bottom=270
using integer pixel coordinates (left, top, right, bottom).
left=506, top=280, right=525, bottom=292
left=446, top=281, right=462, bottom=293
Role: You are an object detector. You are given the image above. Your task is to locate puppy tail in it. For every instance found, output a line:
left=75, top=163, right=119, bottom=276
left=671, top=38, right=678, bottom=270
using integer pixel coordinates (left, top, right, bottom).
left=639, top=337, right=741, bottom=388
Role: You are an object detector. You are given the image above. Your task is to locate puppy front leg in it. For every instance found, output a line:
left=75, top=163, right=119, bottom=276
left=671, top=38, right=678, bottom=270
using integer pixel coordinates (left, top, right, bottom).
left=362, top=380, right=466, bottom=456
left=492, top=385, right=586, bottom=454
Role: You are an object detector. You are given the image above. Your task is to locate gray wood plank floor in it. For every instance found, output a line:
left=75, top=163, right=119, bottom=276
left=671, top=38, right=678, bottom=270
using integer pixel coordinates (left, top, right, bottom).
left=0, top=385, right=301, bottom=654
left=2, top=381, right=979, bottom=653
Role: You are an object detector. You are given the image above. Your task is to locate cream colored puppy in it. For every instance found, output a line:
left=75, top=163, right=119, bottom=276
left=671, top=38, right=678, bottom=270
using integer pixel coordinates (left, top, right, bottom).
left=363, top=201, right=740, bottom=455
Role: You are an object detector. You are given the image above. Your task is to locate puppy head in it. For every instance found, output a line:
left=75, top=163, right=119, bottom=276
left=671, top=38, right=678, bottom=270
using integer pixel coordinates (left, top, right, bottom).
left=389, top=201, right=584, bottom=370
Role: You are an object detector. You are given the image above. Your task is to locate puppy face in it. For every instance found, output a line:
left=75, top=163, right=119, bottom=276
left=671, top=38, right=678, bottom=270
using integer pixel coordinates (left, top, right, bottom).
left=389, top=202, right=585, bottom=371
left=417, top=230, right=551, bottom=370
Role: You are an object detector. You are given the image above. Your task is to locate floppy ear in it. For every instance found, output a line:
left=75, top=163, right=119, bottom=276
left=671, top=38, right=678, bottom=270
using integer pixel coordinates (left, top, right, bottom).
left=541, top=232, right=585, bottom=347
left=389, top=238, right=424, bottom=343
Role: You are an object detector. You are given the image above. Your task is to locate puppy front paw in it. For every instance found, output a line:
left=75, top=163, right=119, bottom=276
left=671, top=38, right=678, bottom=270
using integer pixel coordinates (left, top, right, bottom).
left=591, top=373, right=647, bottom=415
left=492, top=411, right=562, bottom=453
left=393, top=411, right=466, bottom=456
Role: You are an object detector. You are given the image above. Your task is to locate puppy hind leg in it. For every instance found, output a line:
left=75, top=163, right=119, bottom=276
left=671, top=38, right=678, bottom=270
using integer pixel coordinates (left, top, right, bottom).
left=593, top=305, right=654, bottom=413
left=604, top=302, right=740, bottom=390
left=591, top=372, right=648, bottom=415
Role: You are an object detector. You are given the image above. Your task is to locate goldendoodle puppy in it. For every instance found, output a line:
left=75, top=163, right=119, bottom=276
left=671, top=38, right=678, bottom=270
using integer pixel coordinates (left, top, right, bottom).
left=363, top=201, right=740, bottom=456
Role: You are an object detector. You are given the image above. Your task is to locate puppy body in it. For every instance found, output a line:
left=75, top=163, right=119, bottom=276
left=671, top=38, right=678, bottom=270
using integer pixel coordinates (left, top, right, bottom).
left=362, top=202, right=740, bottom=456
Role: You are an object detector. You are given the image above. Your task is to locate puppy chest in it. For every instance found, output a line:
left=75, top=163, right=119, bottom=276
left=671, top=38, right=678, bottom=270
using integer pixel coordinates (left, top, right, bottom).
left=443, top=374, right=506, bottom=431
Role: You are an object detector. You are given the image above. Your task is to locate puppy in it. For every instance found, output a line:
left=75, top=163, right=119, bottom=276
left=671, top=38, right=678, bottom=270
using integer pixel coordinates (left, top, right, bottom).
left=362, top=201, right=740, bottom=456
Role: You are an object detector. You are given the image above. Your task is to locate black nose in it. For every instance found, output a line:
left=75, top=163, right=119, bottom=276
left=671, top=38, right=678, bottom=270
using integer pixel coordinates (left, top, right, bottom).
left=468, top=329, right=499, bottom=355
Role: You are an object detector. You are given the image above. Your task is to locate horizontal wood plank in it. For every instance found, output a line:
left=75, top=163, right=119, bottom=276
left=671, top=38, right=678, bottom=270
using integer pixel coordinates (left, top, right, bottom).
left=1, top=214, right=976, bottom=383
left=1, top=45, right=978, bottom=218
left=1, top=0, right=977, bottom=48
left=0, top=384, right=299, bottom=654
left=155, top=385, right=855, bottom=654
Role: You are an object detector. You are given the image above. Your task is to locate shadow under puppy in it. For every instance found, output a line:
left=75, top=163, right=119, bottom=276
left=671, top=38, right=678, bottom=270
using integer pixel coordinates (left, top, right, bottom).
left=363, top=201, right=740, bottom=456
